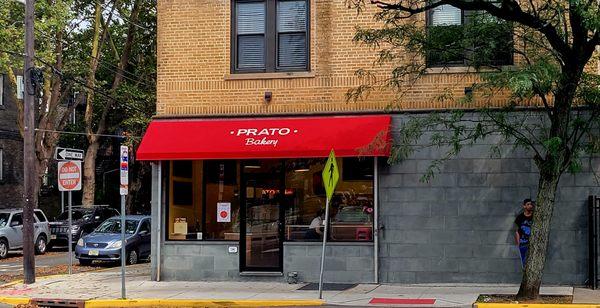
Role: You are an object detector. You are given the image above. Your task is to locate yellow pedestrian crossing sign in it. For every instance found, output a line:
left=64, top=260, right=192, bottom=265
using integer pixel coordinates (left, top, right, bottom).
left=322, top=149, right=339, bottom=200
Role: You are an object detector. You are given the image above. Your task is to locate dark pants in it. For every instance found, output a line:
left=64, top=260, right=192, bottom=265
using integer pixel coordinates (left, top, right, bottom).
left=304, top=229, right=320, bottom=240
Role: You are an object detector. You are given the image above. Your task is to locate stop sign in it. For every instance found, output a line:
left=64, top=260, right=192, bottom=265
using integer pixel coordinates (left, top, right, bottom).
left=58, top=161, right=82, bottom=191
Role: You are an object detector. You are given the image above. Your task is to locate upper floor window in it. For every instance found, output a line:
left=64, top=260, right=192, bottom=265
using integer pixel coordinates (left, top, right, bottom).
left=426, top=5, right=513, bottom=67
left=16, top=75, right=24, bottom=100
left=0, top=149, right=3, bottom=182
left=232, top=0, right=309, bottom=73
left=0, top=75, right=4, bottom=106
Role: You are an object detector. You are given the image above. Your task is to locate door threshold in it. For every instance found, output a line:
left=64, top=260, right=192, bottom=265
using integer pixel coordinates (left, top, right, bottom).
left=239, top=271, right=283, bottom=277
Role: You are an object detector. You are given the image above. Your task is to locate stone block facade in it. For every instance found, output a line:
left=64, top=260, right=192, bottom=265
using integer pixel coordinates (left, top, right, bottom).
left=378, top=113, right=599, bottom=284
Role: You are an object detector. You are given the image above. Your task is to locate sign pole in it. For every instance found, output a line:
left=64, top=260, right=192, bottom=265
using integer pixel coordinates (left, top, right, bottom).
left=318, top=197, right=330, bottom=299
left=68, top=191, right=72, bottom=275
left=120, top=145, right=129, bottom=299
left=61, top=191, right=64, bottom=213
left=120, top=194, right=126, bottom=299
left=318, top=150, right=339, bottom=300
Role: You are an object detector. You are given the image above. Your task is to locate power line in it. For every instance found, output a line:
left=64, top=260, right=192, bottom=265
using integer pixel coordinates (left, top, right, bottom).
left=35, top=128, right=140, bottom=139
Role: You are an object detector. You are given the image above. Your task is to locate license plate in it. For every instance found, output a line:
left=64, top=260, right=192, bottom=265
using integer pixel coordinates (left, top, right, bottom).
left=88, top=250, right=99, bottom=256
left=50, top=235, right=56, bottom=240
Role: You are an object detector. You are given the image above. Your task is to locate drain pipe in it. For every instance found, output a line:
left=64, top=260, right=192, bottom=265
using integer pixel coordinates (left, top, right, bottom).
left=156, top=162, right=162, bottom=282
left=373, top=157, right=379, bottom=283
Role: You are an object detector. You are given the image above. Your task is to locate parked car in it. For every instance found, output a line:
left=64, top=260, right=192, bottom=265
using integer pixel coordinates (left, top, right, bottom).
left=75, top=215, right=151, bottom=266
left=48, top=206, right=120, bottom=248
left=0, top=208, right=50, bottom=258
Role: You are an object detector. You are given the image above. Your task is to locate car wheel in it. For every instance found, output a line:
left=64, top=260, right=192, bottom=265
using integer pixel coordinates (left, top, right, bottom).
left=79, top=259, right=93, bottom=266
left=0, top=239, right=8, bottom=259
left=126, top=250, right=138, bottom=265
left=35, top=235, right=47, bottom=255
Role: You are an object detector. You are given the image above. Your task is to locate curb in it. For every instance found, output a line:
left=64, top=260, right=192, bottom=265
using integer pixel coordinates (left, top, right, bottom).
left=475, top=304, right=600, bottom=308
left=85, top=299, right=325, bottom=307
left=0, top=297, right=30, bottom=306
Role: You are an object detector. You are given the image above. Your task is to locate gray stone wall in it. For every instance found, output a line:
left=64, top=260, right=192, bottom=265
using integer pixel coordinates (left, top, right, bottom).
left=379, top=113, right=599, bottom=284
left=0, top=73, right=23, bottom=208
left=284, top=242, right=374, bottom=283
left=160, top=242, right=240, bottom=280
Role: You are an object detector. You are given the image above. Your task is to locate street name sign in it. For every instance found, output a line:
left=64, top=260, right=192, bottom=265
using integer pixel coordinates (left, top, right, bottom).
left=58, top=161, right=82, bottom=191
left=55, top=147, right=84, bottom=161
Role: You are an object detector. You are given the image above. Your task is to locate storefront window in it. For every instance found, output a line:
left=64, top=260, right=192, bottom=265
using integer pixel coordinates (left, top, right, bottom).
left=284, top=157, right=374, bottom=242
left=168, top=161, right=202, bottom=240
left=167, top=160, right=240, bottom=241
left=166, top=158, right=374, bottom=242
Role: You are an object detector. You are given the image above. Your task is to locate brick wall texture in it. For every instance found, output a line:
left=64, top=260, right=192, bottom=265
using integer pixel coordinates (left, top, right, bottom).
left=156, top=0, right=537, bottom=117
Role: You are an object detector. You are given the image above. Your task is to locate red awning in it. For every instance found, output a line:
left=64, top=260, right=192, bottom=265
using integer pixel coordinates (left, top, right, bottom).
left=136, top=115, right=391, bottom=160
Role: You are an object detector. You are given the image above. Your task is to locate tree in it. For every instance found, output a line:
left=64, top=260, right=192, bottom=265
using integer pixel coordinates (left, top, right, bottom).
left=347, top=0, right=599, bottom=300
left=80, top=0, right=155, bottom=206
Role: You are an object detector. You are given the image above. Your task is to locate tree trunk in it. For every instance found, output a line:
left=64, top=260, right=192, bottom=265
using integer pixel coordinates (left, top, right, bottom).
left=516, top=168, right=561, bottom=300
left=81, top=139, right=100, bottom=205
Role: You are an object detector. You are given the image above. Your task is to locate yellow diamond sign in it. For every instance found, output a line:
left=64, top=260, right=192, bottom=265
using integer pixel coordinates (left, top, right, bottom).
left=322, top=149, right=339, bottom=200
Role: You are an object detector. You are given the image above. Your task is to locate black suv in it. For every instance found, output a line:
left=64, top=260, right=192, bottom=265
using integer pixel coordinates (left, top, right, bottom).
left=49, top=206, right=120, bottom=248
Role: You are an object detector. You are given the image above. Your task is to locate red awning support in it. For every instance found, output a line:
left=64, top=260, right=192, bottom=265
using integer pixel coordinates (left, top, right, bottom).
left=137, top=115, right=392, bottom=160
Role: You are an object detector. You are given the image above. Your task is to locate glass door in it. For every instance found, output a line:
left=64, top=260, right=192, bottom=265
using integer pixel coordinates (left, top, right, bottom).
left=240, top=160, right=284, bottom=272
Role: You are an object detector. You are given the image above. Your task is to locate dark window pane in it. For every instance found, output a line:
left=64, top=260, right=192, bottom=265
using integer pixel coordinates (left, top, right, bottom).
left=237, top=2, right=265, bottom=34
left=278, top=33, right=306, bottom=68
left=173, top=182, right=193, bottom=206
left=238, top=35, right=266, bottom=69
left=172, top=161, right=193, bottom=178
left=34, top=211, right=47, bottom=222
left=277, top=0, right=306, bottom=32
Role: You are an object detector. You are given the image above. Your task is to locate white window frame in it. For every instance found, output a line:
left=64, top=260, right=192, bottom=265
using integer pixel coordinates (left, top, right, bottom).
left=16, top=75, right=24, bottom=100
left=0, top=148, right=4, bottom=182
left=0, top=75, right=4, bottom=106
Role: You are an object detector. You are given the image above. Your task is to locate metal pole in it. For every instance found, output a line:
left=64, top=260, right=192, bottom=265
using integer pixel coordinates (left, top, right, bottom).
left=373, top=157, right=379, bottom=283
left=318, top=197, right=330, bottom=299
left=22, top=0, right=37, bottom=285
left=68, top=191, right=72, bottom=275
left=156, top=163, right=162, bottom=282
left=61, top=191, right=64, bottom=213
left=121, top=194, right=126, bottom=299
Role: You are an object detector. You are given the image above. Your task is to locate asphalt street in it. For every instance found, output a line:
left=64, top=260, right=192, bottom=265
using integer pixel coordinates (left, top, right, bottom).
left=0, top=250, right=71, bottom=275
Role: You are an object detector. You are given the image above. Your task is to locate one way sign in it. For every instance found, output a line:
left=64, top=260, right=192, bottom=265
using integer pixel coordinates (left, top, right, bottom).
left=55, top=147, right=85, bottom=161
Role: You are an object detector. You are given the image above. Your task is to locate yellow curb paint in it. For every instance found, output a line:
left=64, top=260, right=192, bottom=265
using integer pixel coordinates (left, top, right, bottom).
left=85, top=299, right=324, bottom=308
left=0, top=279, right=23, bottom=288
left=476, top=304, right=600, bottom=308
left=0, top=297, right=30, bottom=305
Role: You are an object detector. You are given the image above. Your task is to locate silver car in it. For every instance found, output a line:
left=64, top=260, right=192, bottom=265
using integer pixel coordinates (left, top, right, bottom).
left=0, top=208, right=50, bottom=258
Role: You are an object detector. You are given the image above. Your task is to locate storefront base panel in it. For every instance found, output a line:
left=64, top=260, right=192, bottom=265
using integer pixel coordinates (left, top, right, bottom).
left=160, top=242, right=241, bottom=281
left=283, top=242, right=375, bottom=283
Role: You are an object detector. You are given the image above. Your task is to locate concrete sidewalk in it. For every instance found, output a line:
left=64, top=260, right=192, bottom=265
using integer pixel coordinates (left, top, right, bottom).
left=0, top=264, right=583, bottom=307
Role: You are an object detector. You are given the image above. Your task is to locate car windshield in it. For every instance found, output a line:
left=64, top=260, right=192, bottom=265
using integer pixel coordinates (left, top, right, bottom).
left=95, top=219, right=138, bottom=234
left=56, top=210, right=89, bottom=221
left=0, top=213, right=9, bottom=228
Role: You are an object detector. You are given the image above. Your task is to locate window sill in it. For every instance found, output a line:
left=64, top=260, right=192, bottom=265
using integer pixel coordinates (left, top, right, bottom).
left=425, top=65, right=516, bottom=74
left=224, top=71, right=316, bottom=80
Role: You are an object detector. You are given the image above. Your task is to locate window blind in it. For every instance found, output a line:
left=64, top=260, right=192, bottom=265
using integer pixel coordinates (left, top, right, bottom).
left=277, top=0, right=307, bottom=68
left=431, top=4, right=461, bottom=26
left=237, top=2, right=266, bottom=69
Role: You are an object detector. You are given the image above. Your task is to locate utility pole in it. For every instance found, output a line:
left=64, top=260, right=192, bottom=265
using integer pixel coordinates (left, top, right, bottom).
left=23, top=0, right=37, bottom=284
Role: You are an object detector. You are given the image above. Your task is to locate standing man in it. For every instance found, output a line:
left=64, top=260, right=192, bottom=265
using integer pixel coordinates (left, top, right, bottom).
left=515, top=198, right=535, bottom=268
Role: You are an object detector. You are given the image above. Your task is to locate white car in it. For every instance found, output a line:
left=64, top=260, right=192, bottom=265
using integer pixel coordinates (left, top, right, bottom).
left=0, top=208, right=50, bottom=258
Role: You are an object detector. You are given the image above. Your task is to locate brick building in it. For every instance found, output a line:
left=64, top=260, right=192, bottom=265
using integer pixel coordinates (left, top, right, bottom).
left=0, top=73, right=24, bottom=208
left=137, top=1, right=599, bottom=284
